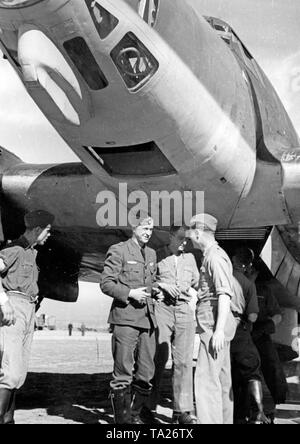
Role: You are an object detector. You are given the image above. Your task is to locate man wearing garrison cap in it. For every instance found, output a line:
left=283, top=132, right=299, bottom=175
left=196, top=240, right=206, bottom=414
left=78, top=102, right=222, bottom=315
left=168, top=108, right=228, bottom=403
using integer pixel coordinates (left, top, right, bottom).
left=101, top=213, right=160, bottom=424
left=0, top=210, right=54, bottom=424
left=186, top=213, right=236, bottom=424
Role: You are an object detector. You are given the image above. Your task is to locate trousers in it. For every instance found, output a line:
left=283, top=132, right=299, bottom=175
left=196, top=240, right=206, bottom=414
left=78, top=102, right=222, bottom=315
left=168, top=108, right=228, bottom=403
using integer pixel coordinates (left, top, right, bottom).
left=0, top=295, right=35, bottom=390
left=194, top=331, right=233, bottom=424
left=149, top=301, right=195, bottom=412
left=110, top=324, right=156, bottom=393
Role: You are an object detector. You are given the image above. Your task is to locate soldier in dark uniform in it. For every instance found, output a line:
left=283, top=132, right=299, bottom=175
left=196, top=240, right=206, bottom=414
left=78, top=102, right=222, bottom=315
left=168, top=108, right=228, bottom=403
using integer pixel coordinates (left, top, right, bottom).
left=246, top=258, right=288, bottom=423
left=230, top=247, right=269, bottom=424
left=0, top=210, right=54, bottom=424
left=101, top=215, right=159, bottom=424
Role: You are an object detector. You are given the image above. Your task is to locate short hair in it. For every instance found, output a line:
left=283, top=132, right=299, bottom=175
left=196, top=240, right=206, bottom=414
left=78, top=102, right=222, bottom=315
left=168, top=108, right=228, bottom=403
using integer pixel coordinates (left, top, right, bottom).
left=24, top=210, right=55, bottom=229
left=169, top=224, right=188, bottom=236
left=233, top=247, right=254, bottom=266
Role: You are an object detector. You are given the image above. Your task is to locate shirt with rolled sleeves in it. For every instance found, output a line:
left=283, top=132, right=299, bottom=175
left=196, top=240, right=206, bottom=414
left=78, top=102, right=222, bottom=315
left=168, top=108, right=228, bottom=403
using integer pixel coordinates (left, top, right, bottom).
left=0, top=236, right=39, bottom=299
left=197, top=242, right=236, bottom=339
left=157, top=252, right=199, bottom=301
left=101, top=238, right=157, bottom=329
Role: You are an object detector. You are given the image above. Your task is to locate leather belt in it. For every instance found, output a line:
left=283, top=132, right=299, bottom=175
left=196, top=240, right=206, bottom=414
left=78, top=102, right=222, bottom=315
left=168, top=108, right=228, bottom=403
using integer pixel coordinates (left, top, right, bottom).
left=7, top=291, right=38, bottom=304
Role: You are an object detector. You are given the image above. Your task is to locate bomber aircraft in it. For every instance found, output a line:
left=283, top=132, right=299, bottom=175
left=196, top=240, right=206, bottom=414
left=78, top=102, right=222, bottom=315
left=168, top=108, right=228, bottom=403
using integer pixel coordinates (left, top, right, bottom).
left=0, top=0, right=299, bottom=350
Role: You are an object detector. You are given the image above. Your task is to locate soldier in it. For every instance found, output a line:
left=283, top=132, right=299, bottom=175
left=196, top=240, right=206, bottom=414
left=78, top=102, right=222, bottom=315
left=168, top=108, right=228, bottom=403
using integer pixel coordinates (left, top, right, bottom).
left=230, top=247, right=269, bottom=424
left=0, top=210, right=54, bottom=424
left=146, top=225, right=199, bottom=424
left=187, top=213, right=237, bottom=424
left=101, top=215, right=159, bottom=424
left=246, top=258, right=288, bottom=423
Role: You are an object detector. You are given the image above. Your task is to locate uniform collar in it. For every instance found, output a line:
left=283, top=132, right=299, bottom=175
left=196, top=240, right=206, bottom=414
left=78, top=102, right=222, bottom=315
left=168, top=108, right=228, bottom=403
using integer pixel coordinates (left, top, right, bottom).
left=128, top=238, right=148, bottom=261
left=203, top=241, right=218, bottom=257
left=8, top=235, right=33, bottom=250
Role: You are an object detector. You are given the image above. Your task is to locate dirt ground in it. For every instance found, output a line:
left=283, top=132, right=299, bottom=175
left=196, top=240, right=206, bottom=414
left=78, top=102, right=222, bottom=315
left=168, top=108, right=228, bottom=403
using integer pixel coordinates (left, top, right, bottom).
left=14, top=330, right=300, bottom=424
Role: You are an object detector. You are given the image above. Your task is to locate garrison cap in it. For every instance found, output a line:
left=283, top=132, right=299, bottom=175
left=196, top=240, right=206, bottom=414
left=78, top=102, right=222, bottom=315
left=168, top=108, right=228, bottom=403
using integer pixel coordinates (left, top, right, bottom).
left=129, top=210, right=154, bottom=229
left=24, top=210, right=55, bottom=229
left=189, top=213, right=218, bottom=233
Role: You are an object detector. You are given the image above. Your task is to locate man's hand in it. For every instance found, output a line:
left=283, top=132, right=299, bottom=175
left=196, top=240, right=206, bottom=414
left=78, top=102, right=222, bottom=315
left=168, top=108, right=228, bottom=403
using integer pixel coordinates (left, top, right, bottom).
left=212, top=329, right=226, bottom=356
left=152, top=288, right=164, bottom=301
left=129, top=288, right=151, bottom=306
left=0, top=301, right=16, bottom=327
left=159, top=283, right=180, bottom=299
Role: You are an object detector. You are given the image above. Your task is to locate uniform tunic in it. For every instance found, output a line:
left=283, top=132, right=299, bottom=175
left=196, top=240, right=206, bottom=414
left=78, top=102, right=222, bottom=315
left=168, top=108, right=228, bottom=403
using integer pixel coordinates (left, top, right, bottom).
left=101, top=238, right=157, bottom=392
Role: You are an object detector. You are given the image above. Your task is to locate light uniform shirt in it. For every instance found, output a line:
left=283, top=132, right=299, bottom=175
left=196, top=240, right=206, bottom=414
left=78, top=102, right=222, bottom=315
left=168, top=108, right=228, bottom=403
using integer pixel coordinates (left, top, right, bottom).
left=0, top=236, right=39, bottom=299
left=197, top=242, right=235, bottom=338
left=157, top=252, right=199, bottom=301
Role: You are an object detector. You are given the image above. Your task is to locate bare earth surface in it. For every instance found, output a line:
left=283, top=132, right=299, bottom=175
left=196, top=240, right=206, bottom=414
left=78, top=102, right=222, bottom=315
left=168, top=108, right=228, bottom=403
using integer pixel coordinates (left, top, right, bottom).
left=15, top=330, right=300, bottom=424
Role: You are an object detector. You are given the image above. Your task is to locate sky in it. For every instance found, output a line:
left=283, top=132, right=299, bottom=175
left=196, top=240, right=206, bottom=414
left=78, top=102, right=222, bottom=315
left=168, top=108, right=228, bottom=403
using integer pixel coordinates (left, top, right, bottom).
left=1, top=0, right=300, bottom=326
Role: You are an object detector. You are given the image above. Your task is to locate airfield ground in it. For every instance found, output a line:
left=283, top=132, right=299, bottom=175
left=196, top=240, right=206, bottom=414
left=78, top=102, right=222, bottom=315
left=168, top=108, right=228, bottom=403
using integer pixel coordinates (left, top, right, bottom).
left=15, top=330, right=300, bottom=424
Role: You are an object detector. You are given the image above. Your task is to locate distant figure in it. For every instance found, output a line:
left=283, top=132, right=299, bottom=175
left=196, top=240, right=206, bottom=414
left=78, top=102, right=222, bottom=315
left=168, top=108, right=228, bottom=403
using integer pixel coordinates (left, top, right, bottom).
left=68, top=323, right=73, bottom=337
left=0, top=210, right=54, bottom=425
left=80, top=323, right=86, bottom=337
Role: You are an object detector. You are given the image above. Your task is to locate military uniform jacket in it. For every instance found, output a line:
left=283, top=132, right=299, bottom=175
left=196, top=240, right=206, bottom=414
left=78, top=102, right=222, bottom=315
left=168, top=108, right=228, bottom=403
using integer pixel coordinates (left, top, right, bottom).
left=0, top=236, right=39, bottom=298
left=101, top=239, right=157, bottom=329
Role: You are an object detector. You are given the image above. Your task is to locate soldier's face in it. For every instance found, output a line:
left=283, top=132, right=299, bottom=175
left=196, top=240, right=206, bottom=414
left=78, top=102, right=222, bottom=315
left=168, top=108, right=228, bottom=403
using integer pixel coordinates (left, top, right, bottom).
left=134, top=223, right=154, bottom=245
left=186, top=228, right=204, bottom=249
left=36, top=225, right=52, bottom=246
left=170, top=227, right=186, bottom=253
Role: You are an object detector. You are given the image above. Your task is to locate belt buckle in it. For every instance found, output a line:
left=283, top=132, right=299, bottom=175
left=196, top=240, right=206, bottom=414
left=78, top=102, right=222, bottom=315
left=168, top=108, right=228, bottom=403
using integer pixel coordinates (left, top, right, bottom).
left=29, top=295, right=38, bottom=304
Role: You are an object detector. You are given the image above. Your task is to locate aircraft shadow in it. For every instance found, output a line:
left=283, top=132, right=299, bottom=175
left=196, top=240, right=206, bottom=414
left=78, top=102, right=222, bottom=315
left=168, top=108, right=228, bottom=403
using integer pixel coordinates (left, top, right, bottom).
left=17, top=370, right=174, bottom=424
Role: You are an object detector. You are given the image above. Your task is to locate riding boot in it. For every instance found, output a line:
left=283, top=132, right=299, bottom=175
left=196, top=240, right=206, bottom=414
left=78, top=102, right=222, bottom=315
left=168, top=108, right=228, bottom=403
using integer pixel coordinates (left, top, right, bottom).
left=110, top=387, right=132, bottom=424
left=248, top=380, right=270, bottom=424
left=4, top=390, right=16, bottom=424
left=0, top=388, right=12, bottom=425
left=131, top=389, right=150, bottom=424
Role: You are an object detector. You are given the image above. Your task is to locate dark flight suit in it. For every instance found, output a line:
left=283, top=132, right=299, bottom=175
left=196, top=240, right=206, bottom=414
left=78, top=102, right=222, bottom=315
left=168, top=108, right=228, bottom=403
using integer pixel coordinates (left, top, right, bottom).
left=231, top=270, right=261, bottom=421
left=252, top=282, right=288, bottom=408
left=101, top=238, right=157, bottom=396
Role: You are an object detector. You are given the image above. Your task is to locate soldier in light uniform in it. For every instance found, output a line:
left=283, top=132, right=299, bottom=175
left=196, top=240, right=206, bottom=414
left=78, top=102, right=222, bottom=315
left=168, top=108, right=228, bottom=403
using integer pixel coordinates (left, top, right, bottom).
left=0, top=210, right=54, bottom=424
left=101, top=215, right=159, bottom=424
left=187, top=213, right=236, bottom=424
left=146, top=225, right=199, bottom=424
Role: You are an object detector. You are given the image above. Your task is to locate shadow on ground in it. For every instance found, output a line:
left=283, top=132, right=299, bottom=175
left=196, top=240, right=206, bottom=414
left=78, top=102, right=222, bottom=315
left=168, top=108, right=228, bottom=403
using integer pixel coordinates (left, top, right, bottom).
left=18, top=373, right=114, bottom=424
left=16, top=362, right=300, bottom=424
left=17, top=370, right=174, bottom=424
